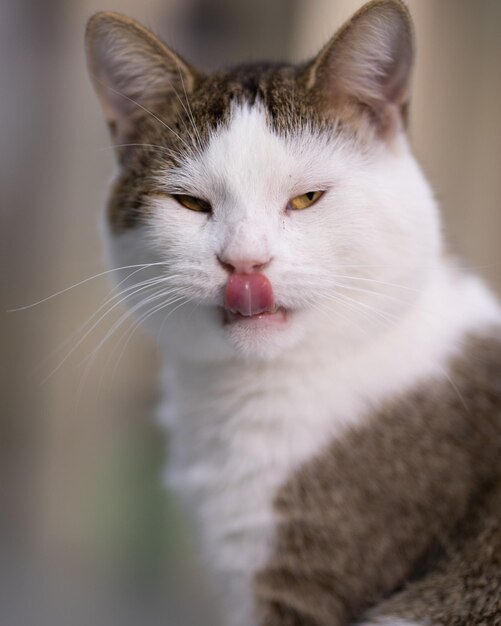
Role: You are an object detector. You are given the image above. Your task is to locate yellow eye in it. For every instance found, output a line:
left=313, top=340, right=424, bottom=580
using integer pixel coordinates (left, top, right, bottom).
left=173, top=194, right=212, bottom=213
left=287, top=190, right=324, bottom=211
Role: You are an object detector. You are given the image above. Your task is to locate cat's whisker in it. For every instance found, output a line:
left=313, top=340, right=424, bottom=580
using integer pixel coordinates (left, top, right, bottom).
left=8, top=261, right=170, bottom=311
left=331, top=275, right=422, bottom=293
left=70, top=271, right=181, bottom=344
left=306, top=287, right=376, bottom=327
left=289, top=271, right=423, bottom=294
left=339, top=292, right=398, bottom=326
left=33, top=273, right=169, bottom=374
left=168, top=91, right=202, bottom=156
left=40, top=279, right=182, bottom=384
left=319, top=290, right=398, bottom=330
left=173, top=61, right=205, bottom=153
left=82, top=286, right=187, bottom=368
left=167, top=86, right=200, bottom=151
left=94, top=77, right=195, bottom=155
left=159, top=296, right=191, bottom=322
left=337, top=262, right=501, bottom=271
left=332, top=281, right=413, bottom=306
left=316, top=295, right=382, bottom=331
left=100, top=293, right=190, bottom=386
left=97, top=292, right=191, bottom=389
left=110, top=294, right=190, bottom=376
left=99, top=143, right=181, bottom=159
left=183, top=299, right=203, bottom=326
left=73, top=290, right=166, bottom=396
left=438, top=365, right=470, bottom=412
left=135, top=291, right=190, bottom=331
left=306, top=298, right=372, bottom=339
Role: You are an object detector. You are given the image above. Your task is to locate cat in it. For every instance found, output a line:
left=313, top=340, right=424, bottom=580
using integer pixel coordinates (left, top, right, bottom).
left=85, top=1, right=501, bottom=625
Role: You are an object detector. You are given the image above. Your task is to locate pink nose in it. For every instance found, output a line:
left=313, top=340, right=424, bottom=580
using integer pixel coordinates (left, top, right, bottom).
left=217, top=255, right=271, bottom=275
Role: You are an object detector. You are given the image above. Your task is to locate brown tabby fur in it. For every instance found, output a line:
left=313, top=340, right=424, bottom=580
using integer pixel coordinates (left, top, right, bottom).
left=255, top=331, right=501, bottom=625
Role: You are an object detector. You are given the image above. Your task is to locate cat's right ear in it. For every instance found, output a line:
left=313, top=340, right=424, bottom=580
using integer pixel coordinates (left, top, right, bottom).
left=85, top=12, right=198, bottom=141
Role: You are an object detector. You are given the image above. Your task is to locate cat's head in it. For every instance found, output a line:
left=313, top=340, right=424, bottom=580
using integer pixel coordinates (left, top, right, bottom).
left=86, top=0, right=441, bottom=362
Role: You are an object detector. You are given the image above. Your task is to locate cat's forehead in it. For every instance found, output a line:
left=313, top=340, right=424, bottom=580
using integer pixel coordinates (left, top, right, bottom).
left=189, top=62, right=319, bottom=135
left=159, top=101, right=357, bottom=211
left=128, top=61, right=327, bottom=157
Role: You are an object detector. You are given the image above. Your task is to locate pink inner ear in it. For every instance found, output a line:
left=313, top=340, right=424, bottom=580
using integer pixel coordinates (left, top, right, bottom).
left=224, top=274, right=275, bottom=316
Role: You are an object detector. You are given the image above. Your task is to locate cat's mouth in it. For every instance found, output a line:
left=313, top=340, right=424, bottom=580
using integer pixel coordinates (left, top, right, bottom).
left=223, top=307, right=288, bottom=325
left=222, top=273, right=288, bottom=325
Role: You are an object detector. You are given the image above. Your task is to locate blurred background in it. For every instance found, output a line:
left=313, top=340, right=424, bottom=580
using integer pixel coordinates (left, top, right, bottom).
left=1, top=1, right=500, bottom=624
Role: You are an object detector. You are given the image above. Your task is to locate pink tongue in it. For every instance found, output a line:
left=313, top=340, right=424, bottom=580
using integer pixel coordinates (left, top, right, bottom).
left=224, top=273, right=275, bottom=316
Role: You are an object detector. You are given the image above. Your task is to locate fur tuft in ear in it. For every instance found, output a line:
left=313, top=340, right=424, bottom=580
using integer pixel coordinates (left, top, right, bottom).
left=305, top=0, right=413, bottom=137
left=85, top=12, right=198, bottom=141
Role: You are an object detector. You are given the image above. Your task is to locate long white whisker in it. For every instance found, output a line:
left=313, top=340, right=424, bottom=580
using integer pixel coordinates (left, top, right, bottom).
left=331, top=274, right=421, bottom=293
left=9, top=262, right=169, bottom=311
left=40, top=280, right=182, bottom=384
left=83, top=287, right=186, bottom=366
left=306, top=297, right=371, bottom=339
left=318, top=290, right=396, bottom=330
left=94, top=77, right=194, bottom=154
left=333, top=281, right=412, bottom=305
left=175, top=61, right=204, bottom=152
left=324, top=293, right=384, bottom=329
left=161, top=296, right=190, bottom=320
left=169, top=74, right=204, bottom=153
left=438, top=366, right=469, bottom=412
left=89, top=291, right=189, bottom=394
left=34, top=275, right=165, bottom=374
left=333, top=291, right=398, bottom=326
left=76, top=290, right=177, bottom=410
left=35, top=272, right=179, bottom=375
left=98, top=143, right=181, bottom=158
left=109, top=293, right=189, bottom=377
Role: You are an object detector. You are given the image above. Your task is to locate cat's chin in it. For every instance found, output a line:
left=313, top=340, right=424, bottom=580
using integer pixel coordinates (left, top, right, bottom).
left=222, top=306, right=288, bottom=326
left=221, top=306, right=303, bottom=360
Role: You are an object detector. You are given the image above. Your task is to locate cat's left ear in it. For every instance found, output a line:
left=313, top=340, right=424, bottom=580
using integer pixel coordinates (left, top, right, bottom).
left=303, top=0, right=413, bottom=138
left=85, top=12, right=198, bottom=142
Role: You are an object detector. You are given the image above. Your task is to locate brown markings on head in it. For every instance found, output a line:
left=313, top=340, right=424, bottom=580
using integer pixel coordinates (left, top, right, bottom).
left=85, top=0, right=413, bottom=233
left=255, top=330, right=501, bottom=625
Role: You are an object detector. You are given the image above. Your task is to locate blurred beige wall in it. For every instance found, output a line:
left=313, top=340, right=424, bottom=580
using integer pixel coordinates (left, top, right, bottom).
left=1, top=1, right=500, bottom=625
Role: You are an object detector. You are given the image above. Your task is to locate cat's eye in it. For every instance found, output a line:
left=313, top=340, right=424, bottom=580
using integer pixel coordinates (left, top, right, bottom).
left=173, top=194, right=212, bottom=213
left=287, top=190, right=324, bottom=211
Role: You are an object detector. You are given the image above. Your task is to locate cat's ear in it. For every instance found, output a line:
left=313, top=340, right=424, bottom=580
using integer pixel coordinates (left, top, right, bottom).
left=303, top=0, right=413, bottom=137
left=85, top=12, right=198, bottom=140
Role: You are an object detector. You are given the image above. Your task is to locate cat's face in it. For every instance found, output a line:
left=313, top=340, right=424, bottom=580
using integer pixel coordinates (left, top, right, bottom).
left=87, top=1, right=441, bottom=362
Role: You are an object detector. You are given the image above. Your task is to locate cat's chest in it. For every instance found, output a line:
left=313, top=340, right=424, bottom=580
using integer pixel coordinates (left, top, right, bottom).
left=161, top=367, right=357, bottom=574
left=157, top=305, right=470, bottom=577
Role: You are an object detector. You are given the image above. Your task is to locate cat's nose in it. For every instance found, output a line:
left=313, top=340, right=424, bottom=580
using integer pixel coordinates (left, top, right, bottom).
left=217, top=254, right=272, bottom=274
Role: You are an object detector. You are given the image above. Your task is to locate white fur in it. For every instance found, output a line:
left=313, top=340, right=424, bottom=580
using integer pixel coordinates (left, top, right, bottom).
left=105, top=104, right=501, bottom=626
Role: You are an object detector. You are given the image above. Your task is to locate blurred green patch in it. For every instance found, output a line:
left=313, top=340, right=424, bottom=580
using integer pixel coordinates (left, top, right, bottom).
left=90, top=417, right=192, bottom=585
